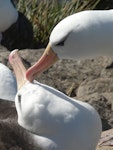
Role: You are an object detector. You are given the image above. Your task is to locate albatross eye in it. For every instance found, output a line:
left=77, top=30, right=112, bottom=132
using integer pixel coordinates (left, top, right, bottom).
left=56, top=41, right=65, bottom=46
left=55, top=34, right=69, bottom=46
left=55, top=32, right=70, bottom=47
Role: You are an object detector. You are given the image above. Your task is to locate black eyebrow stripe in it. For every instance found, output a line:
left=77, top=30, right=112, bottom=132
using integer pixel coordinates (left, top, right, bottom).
left=56, top=40, right=65, bottom=46
left=55, top=31, right=71, bottom=46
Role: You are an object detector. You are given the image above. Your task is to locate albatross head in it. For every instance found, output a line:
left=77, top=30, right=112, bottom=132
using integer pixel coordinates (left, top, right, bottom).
left=26, top=14, right=77, bottom=82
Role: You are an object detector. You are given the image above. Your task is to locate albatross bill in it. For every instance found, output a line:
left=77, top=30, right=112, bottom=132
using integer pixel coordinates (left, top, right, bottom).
left=26, top=44, right=59, bottom=82
left=9, top=49, right=26, bottom=90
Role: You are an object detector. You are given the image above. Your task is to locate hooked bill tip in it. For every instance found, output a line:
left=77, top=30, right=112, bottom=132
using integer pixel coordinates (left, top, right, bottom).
left=9, top=49, right=19, bottom=64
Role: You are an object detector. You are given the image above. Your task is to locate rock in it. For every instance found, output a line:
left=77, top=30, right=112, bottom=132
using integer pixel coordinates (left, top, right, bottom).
left=0, top=46, right=10, bottom=66
left=96, top=129, right=113, bottom=150
left=79, top=94, right=113, bottom=130
left=77, top=78, right=113, bottom=97
left=0, top=99, right=41, bottom=150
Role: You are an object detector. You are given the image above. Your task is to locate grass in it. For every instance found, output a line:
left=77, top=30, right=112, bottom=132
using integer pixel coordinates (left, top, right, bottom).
left=16, top=0, right=102, bottom=47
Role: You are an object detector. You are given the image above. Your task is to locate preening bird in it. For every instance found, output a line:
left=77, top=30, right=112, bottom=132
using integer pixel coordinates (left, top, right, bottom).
left=26, top=9, right=113, bottom=82
left=9, top=50, right=102, bottom=150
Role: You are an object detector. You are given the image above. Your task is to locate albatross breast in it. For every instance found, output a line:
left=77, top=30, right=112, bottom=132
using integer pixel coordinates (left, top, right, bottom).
left=15, top=80, right=102, bottom=150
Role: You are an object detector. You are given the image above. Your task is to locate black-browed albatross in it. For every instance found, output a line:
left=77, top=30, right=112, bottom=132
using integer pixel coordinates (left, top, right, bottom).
left=9, top=50, right=102, bottom=150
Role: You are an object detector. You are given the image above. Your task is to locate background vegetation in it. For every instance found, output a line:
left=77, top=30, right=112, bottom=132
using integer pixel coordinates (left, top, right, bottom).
left=14, top=0, right=113, bottom=48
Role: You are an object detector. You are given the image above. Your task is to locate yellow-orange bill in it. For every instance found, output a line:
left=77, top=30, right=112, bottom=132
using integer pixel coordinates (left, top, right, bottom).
left=26, top=44, right=59, bottom=82
left=9, top=49, right=27, bottom=90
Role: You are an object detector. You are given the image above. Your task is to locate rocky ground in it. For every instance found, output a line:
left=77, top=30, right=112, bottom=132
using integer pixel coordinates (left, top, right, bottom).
left=0, top=46, right=113, bottom=149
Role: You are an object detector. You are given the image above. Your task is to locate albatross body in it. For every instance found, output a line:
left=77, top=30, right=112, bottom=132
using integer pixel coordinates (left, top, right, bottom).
left=26, top=9, right=113, bottom=81
left=0, top=63, right=17, bottom=101
left=16, top=81, right=102, bottom=150
left=0, top=0, right=18, bottom=33
left=9, top=50, right=102, bottom=150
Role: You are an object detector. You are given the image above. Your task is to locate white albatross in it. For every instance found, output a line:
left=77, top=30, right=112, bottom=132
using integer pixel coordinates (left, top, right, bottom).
left=26, top=9, right=113, bottom=82
left=0, top=63, right=17, bottom=101
left=0, top=0, right=18, bottom=42
left=9, top=50, right=102, bottom=150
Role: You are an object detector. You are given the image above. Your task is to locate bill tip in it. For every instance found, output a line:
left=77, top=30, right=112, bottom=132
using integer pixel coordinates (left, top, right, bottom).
left=9, top=49, right=19, bottom=64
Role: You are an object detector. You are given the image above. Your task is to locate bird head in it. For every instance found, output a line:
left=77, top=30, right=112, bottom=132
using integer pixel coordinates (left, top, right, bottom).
left=26, top=14, right=76, bottom=82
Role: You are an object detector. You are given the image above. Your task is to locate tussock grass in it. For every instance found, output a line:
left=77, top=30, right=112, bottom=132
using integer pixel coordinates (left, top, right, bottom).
left=17, top=0, right=101, bottom=47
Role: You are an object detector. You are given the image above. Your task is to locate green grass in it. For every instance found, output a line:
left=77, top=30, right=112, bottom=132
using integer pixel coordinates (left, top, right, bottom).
left=17, top=0, right=101, bottom=47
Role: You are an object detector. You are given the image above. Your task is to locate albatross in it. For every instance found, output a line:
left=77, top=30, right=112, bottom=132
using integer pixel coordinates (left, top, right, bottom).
left=0, top=0, right=18, bottom=42
left=9, top=50, right=102, bottom=150
left=26, top=9, right=113, bottom=82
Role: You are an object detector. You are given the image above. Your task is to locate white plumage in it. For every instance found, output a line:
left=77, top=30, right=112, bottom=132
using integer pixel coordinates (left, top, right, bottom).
left=0, top=63, right=17, bottom=101
left=50, top=10, right=113, bottom=59
left=16, top=80, right=102, bottom=150
left=0, top=0, right=18, bottom=46
left=0, top=0, right=18, bottom=33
